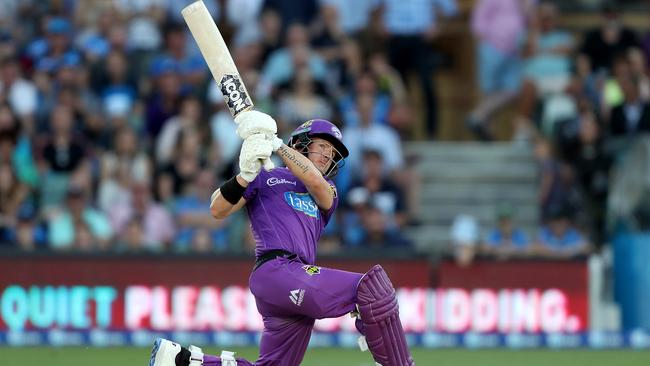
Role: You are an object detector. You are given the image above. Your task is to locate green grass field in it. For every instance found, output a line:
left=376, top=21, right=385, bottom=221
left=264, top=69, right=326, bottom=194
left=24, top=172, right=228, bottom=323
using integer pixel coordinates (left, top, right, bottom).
left=2, top=347, right=649, bottom=366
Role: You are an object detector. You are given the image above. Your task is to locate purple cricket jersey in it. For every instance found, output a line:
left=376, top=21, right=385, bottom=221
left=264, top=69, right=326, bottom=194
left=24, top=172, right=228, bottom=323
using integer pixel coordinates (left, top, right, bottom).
left=243, top=167, right=338, bottom=264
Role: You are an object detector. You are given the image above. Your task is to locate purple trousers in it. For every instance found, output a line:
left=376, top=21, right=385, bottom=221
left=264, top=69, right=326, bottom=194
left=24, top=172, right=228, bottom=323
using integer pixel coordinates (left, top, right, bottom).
left=203, top=256, right=363, bottom=366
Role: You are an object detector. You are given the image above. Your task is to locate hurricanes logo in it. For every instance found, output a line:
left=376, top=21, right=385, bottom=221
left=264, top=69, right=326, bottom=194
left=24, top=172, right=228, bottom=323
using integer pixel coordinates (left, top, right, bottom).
left=220, top=74, right=252, bottom=116
left=302, top=265, right=321, bottom=276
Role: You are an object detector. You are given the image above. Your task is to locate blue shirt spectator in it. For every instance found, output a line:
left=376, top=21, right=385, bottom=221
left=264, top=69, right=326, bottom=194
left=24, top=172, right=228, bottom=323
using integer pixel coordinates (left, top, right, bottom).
left=320, top=0, right=378, bottom=35
left=380, top=0, right=457, bottom=35
left=173, top=170, right=230, bottom=252
left=537, top=206, right=590, bottom=259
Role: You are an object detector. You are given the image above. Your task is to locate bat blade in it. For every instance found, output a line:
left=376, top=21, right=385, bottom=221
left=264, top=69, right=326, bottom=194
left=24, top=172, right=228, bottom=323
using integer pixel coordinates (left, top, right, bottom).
left=181, top=1, right=253, bottom=117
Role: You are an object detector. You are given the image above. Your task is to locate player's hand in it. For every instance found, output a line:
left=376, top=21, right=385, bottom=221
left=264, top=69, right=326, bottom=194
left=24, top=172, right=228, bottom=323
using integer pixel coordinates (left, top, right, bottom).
left=235, top=110, right=277, bottom=140
left=239, top=133, right=273, bottom=180
left=269, top=134, right=283, bottom=152
left=239, top=157, right=262, bottom=182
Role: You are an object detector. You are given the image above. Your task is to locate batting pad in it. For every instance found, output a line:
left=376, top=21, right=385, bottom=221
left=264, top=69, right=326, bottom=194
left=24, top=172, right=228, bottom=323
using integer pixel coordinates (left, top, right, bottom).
left=356, top=265, right=415, bottom=366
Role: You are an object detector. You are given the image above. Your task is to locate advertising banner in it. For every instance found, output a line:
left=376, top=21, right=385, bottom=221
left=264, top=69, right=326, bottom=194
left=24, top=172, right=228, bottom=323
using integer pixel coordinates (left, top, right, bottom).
left=2, top=255, right=639, bottom=348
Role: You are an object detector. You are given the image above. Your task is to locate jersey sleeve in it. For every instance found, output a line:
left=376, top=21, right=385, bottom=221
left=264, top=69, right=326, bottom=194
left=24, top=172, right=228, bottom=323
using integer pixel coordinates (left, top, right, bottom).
left=243, top=170, right=264, bottom=201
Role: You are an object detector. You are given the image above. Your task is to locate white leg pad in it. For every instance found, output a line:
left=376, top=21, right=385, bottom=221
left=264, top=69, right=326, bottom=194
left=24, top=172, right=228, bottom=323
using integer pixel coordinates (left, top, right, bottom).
left=220, top=350, right=237, bottom=366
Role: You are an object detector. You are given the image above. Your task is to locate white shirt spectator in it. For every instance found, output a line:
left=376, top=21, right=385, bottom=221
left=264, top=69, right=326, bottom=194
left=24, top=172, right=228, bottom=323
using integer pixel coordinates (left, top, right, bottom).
left=343, top=123, right=404, bottom=172
left=127, top=17, right=162, bottom=51
left=226, top=0, right=263, bottom=30
left=0, top=78, right=37, bottom=117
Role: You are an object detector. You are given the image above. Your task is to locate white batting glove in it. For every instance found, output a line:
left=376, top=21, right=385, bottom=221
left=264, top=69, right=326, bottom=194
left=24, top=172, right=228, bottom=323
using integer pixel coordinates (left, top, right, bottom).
left=260, top=135, right=284, bottom=170
left=239, top=158, right=262, bottom=182
left=269, top=135, right=283, bottom=152
left=239, top=133, right=274, bottom=180
left=234, top=110, right=277, bottom=140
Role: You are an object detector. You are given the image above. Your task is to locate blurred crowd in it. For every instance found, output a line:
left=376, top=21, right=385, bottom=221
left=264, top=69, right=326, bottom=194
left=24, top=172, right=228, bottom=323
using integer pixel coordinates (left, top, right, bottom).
left=0, top=0, right=648, bottom=258
left=453, top=0, right=650, bottom=265
left=0, top=0, right=459, bottom=254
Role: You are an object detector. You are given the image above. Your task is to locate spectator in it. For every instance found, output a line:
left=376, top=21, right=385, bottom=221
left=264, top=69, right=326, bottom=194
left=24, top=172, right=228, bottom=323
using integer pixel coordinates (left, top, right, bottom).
left=608, top=75, right=650, bottom=137
left=377, top=0, right=458, bottom=138
left=0, top=55, right=37, bottom=122
left=518, top=2, right=575, bottom=139
left=260, top=23, right=327, bottom=92
left=38, top=105, right=88, bottom=211
left=145, top=56, right=183, bottom=140
left=534, top=137, right=582, bottom=222
left=311, top=4, right=347, bottom=68
left=26, top=17, right=80, bottom=76
left=468, top=0, right=529, bottom=141
left=0, top=162, right=29, bottom=243
left=559, top=110, right=611, bottom=245
left=98, top=126, right=151, bottom=212
left=226, top=0, right=264, bottom=36
left=343, top=189, right=411, bottom=248
left=14, top=204, right=46, bottom=251
left=481, top=203, right=531, bottom=260
left=256, top=8, right=283, bottom=65
left=73, top=3, right=115, bottom=62
left=629, top=48, right=650, bottom=102
left=115, top=218, right=146, bottom=252
left=319, top=0, right=377, bottom=38
left=156, top=95, right=206, bottom=165
left=92, top=50, right=138, bottom=120
left=346, top=148, right=408, bottom=228
left=173, top=169, right=230, bottom=252
left=338, top=71, right=393, bottom=128
left=342, top=148, right=410, bottom=246
left=342, top=93, right=404, bottom=174
left=156, top=22, right=207, bottom=93
left=167, top=129, right=204, bottom=195
left=368, top=52, right=407, bottom=106
left=108, top=180, right=176, bottom=251
left=351, top=199, right=412, bottom=249
left=48, top=185, right=113, bottom=251
left=262, top=0, right=320, bottom=32
left=450, top=214, right=480, bottom=267
left=0, top=103, right=38, bottom=187
left=578, top=3, right=639, bottom=77
left=535, top=204, right=591, bottom=259
left=276, top=67, right=333, bottom=131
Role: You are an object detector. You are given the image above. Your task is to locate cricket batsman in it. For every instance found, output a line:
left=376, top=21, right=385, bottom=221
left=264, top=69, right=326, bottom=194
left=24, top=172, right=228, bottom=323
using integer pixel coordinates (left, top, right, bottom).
left=149, top=111, right=415, bottom=366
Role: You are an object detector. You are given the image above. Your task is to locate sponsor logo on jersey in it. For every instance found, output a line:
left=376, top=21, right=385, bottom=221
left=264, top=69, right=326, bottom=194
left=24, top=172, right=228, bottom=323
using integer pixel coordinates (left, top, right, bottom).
left=302, top=265, right=321, bottom=276
left=284, top=192, right=319, bottom=218
left=266, top=177, right=297, bottom=187
left=220, top=74, right=252, bottom=116
left=289, top=289, right=305, bottom=306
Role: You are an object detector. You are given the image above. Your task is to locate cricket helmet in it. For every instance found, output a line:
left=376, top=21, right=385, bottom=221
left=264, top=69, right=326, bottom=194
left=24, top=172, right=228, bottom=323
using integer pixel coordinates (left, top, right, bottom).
left=288, top=119, right=349, bottom=178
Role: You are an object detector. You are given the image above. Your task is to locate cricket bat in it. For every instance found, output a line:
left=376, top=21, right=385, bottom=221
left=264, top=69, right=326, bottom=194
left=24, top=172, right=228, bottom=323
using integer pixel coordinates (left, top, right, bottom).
left=181, top=1, right=253, bottom=118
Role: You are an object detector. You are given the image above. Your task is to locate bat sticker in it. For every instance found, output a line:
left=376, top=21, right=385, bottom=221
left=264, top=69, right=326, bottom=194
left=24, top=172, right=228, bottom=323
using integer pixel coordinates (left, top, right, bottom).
left=220, top=73, right=253, bottom=117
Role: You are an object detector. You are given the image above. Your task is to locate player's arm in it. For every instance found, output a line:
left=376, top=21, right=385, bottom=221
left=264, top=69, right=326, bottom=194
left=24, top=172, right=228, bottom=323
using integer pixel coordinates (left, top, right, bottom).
left=210, top=175, right=248, bottom=219
left=275, top=144, right=334, bottom=211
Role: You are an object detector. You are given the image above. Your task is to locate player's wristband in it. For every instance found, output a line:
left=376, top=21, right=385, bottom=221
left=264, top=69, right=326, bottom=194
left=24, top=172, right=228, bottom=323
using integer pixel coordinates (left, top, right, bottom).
left=219, top=176, right=246, bottom=205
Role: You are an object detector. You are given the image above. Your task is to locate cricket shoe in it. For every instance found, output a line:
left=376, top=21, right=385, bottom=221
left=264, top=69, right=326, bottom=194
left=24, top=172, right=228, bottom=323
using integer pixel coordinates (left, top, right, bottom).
left=149, top=338, right=180, bottom=366
left=149, top=338, right=203, bottom=366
